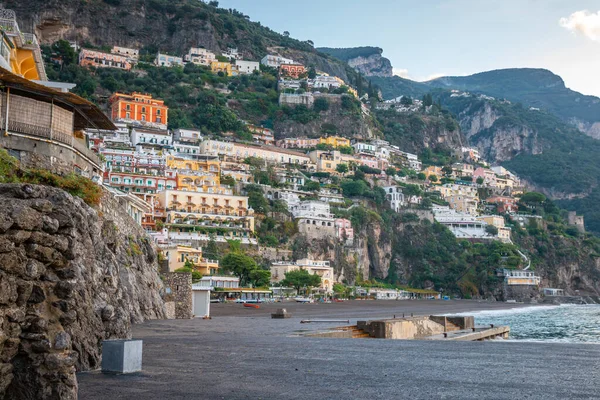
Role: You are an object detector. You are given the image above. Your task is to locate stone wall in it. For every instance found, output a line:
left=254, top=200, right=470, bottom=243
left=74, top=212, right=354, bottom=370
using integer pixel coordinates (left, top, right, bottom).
left=0, top=184, right=165, bottom=400
left=162, top=272, right=193, bottom=319
left=0, top=134, right=101, bottom=178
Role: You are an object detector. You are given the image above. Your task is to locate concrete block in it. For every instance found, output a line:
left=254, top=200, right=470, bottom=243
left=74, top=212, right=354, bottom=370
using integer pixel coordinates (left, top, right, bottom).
left=271, top=308, right=291, bottom=318
left=101, top=339, right=143, bottom=374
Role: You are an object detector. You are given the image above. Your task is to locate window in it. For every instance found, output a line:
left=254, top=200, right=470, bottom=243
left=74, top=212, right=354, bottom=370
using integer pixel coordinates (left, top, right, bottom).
left=126, top=104, right=130, bottom=110
left=126, top=112, right=130, bottom=119
left=156, top=109, right=161, bottom=115
left=142, top=107, right=146, bottom=113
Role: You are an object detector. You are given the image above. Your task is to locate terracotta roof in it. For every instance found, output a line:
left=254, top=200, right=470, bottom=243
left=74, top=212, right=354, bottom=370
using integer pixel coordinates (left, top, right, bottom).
left=0, top=67, right=115, bottom=130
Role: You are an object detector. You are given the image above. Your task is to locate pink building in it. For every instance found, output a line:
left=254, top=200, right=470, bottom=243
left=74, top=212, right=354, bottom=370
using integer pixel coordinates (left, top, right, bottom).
left=473, top=167, right=497, bottom=185
left=356, top=153, right=379, bottom=169
left=276, top=137, right=320, bottom=149
left=335, top=218, right=354, bottom=243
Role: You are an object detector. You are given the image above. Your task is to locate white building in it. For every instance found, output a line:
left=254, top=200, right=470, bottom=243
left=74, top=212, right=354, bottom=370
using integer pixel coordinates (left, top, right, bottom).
left=290, top=200, right=333, bottom=219
left=352, top=142, right=376, bottom=154
left=199, top=139, right=312, bottom=165
left=185, top=47, right=216, bottom=66
left=171, top=141, right=200, bottom=156
left=432, top=206, right=493, bottom=240
left=383, top=186, right=405, bottom=212
left=270, top=259, right=335, bottom=292
left=399, top=151, right=422, bottom=171
left=131, top=127, right=172, bottom=147
left=195, top=276, right=240, bottom=289
left=313, top=75, right=342, bottom=89
left=223, top=47, right=242, bottom=60
left=155, top=53, right=184, bottom=67
left=261, top=54, right=294, bottom=68
left=173, top=128, right=202, bottom=143
left=235, top=60, right=260, bottom=75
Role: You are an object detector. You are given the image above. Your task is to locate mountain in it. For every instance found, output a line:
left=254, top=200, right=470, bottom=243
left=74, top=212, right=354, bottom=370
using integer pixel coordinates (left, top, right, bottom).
left=374, top=68, right=600, bottom=138
left=318, top=46, right=393, bottom=77
left=7, top=0, right=363, bottom=84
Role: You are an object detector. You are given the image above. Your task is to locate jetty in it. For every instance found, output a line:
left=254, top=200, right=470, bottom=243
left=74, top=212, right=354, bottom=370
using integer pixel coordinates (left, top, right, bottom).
left=307, top=315, right=510, bottom=341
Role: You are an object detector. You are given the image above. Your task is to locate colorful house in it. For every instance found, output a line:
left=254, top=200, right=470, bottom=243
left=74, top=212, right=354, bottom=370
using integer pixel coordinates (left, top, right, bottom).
left=279, top=64, right=307, bottom=79
left=319, top=136, right=351, bottom=148
left=79, top=49, right=131, bottom=71
left=210, top=60, right=232, bottom=76
left=109, top=92, right=169, bottom=125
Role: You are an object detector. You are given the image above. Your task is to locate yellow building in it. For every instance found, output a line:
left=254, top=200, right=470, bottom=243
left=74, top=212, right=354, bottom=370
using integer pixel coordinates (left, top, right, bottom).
left=319, top=136, right=351, bottom=148
left=166, top=155, right=220, bottom=175
left=478, top=215, right=512, bottom=242
left=423, top=166, right=443, bottom=181
left=174, top=171, right=221, bottom=193
left=446, top=195, right=479, bottom=216
left=166, top=245, right=219, bottom=275
left=210, top=60, right=232, bottom=76
left=0, top=9, right=47, bottom=80
left=157, top=188, right=255, bottom=234
left=309, top=150, right=348, bottom=173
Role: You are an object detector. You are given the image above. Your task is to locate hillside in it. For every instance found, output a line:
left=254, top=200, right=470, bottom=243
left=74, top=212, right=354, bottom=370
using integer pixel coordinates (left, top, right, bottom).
left=373, top=68, right=600, bottom=138
left=8, top=0, right=367, bottom=85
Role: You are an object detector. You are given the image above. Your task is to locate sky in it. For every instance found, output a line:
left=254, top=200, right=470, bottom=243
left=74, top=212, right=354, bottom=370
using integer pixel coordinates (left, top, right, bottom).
left=217, top=0, right=600, bottom=96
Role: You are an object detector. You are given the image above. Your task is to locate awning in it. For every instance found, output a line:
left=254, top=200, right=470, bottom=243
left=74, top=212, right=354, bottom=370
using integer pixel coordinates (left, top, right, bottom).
left=0, top=66, right=115, bottom=131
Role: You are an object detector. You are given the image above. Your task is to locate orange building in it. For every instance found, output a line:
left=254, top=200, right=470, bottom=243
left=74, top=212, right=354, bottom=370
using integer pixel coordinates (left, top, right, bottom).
left=279, top=64, right=307, bottom=79
left=109, top=92, right=168, bottom=125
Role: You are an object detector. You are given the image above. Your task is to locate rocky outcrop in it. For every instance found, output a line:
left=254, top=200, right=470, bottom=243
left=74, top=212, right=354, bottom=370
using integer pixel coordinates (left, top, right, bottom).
left=0, top=184, right=165, bottom=400
left=274, top=95, right=379, bottom=140
left=346, top=52, right=393, bottom=78
left=454, top=102, right=543, bottom=162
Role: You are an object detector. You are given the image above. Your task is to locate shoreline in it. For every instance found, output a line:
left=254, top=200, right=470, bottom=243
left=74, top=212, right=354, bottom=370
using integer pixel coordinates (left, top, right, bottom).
left=77, top=299, right=600, bottom=400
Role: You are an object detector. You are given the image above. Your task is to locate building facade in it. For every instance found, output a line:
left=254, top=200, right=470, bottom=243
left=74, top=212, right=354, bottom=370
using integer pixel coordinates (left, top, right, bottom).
left=109, top=92, right=169, bottom=125
left=270, top=259, right=335, bottom=293
left=79, top=49, right=131, bottom=71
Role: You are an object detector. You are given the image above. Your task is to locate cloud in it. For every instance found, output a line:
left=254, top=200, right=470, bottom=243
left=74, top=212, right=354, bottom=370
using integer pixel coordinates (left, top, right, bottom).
left=559, top=10, right=600, bottom=42
left=393, top=68, right=410, bottom=78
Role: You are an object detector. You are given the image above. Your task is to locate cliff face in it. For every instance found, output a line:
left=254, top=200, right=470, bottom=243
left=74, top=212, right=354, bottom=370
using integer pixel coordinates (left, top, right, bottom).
left=454, top=101, right=543, bottom=162
left=274, top=96, right=379, bottom=140
left=0, top=184, right=165, bottom=400
left=317, top=47, right=393, bottom=77
left=346, top=53, right=393, bottom=78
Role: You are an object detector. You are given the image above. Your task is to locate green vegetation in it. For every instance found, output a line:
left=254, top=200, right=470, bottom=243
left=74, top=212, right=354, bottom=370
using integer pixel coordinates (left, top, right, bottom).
left=0, top=149, right=102, bottom=206
left=281, top=269, right=321, bottom=293
left=317, top=46, right=383, bottom=62
left=220, top=243, right=270, bottom=287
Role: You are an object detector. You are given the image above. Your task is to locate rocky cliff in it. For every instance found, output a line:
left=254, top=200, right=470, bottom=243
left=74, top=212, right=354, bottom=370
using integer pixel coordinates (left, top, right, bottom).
left=0, top=184, right=165, bottom=400
left=274, top=96, right=379, bottom=140
left=318, top=47, right=393, bottom=77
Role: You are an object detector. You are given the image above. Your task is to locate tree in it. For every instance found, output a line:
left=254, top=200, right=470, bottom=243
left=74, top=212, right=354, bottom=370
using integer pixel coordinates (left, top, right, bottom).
left=249, top=269, right=271, bottom=287
left=476, top=177, right=484, bottom=185
left=385, top=167, right=397, bottom=176
left=400, top=96, right=413, bottom=106
left=281, top=269, right=321, bottom=293
left=221, top=175, right=236, bottom=187
left=485, top=225, right=499, bottom=236
left=248, top=190, right=270, bottom=214
left=417, top=172, right=427, bottom=181
left=220, top=252, right=260, bottom=287
left=429, top=175, right=438, bottom=182
left=422, top=93, right=433, bottom=107
left=313, top=97, right=330, bottom=112
left=302, top=180, right=320, bottom=192
left=307, top=66, right=317, bottom=79
left=442, top=166, right=453, bottom=176
left=203, top=238, right=220, bottom=261
left=283, top=31, right=290, bottom=37
left=520, top=192, right=546, bottom=204
left=336, top=163, right=349, bottom=174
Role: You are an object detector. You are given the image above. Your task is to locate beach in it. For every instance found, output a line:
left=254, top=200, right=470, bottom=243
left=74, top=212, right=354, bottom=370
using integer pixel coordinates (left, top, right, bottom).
left=77, top=300, right=600, bottom=399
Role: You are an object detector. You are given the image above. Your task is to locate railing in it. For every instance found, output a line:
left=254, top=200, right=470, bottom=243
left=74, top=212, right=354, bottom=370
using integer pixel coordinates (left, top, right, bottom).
left=2, top=118, right=102, bottom=168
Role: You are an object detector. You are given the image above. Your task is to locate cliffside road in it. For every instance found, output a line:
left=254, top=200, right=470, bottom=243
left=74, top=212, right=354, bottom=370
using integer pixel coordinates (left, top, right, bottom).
left=77, top=301, right=600, bottom=400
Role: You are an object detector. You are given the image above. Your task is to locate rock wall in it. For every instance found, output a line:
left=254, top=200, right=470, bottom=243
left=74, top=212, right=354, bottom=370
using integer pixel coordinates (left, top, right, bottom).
left=274, top=95, right=379, bottom=140
left=0, top=184, right=165, bottom=400
left=346, top=53, right=393, bottom=78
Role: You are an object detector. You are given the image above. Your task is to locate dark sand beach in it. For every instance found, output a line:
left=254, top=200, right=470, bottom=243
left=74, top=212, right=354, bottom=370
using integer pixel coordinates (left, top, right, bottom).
left=78, top=300, right=600, bottom=399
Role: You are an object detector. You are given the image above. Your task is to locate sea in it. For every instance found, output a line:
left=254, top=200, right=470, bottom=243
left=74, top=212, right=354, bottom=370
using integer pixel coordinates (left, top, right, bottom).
left=466, top=304, right=600, bottom=343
